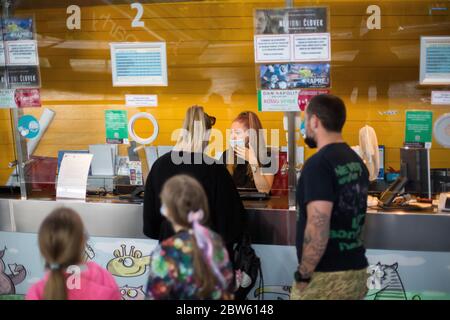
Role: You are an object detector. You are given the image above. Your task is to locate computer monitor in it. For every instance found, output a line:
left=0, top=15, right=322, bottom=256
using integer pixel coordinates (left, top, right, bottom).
left=400, top=147, right=429, bottom=197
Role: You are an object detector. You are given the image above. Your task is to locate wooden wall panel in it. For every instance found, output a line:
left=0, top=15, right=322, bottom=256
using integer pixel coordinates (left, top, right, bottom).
left=1, top=0, right=449, bottom=184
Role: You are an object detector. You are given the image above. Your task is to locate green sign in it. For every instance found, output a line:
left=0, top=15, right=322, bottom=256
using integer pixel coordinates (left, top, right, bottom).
left=105, top=110, right=128, bottom=144
left=257, top=90, right=300, bottom=112
left=405, top=110, right=433, bottom=143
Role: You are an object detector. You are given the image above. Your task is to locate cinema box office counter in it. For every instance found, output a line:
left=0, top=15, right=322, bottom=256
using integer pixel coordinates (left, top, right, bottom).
left=1, top=0, right=450, bottom=300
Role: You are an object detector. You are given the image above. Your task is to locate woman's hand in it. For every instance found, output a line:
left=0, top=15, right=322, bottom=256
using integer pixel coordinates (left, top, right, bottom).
left=234, top=145, right=258, bottom=166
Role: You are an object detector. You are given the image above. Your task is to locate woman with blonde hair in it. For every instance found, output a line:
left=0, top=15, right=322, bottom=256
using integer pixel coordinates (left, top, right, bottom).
left=173, top=104, right=214, bottom=153
left=146, top=175, right=234, bottom=299
left=143, top=105, right=244, bottom=264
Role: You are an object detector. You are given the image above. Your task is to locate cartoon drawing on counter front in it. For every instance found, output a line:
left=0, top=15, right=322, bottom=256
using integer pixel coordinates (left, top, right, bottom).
left=0, top=247, right=27, bottom=295
left=365, top=262, right=421, bottom=300
left=120, top=285, right=146, bottom=300
left=107, top=244, right=150, bottom=277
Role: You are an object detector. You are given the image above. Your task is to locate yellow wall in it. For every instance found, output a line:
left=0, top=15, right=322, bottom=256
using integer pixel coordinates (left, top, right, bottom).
left=1, top=0, right=450, bottom=184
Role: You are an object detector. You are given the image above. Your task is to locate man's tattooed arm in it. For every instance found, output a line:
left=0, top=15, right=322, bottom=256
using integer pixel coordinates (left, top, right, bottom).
left=298, top=201, right=333, bottom=278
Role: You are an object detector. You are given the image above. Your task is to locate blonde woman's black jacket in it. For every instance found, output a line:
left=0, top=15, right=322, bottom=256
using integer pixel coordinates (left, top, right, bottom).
left=143, top=151, right=246, bottom=262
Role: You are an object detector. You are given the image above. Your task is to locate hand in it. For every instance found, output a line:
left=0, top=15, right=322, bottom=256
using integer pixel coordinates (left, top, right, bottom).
left=234, top=145, right=258, bottom=166
left=294, top=281, right=309, bottom=293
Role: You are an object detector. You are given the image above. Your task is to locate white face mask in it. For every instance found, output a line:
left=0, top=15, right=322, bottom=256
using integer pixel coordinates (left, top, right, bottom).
left=230, top=139, right=245, bottom=149
left=160, top=204, right=169, bottom=217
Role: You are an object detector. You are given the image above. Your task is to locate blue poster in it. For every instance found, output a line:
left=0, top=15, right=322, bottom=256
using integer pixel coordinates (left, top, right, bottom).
left=2, top=18, right=34, bottom=41
left=18, top=114, right=39, bottom=139
left=260, top=63, right=330, bottom=89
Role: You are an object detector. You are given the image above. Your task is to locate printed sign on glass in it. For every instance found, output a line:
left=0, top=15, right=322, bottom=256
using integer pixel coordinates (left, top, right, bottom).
left=18, top=114, right=40, bottom=139
left=260, top=63, right=330, bottom=89
left=1, top=18, right=34, bottom=41
left=6, top=40, right=39, bottom=66
left=405, top=110, right=433, bottom=143
left=15, top=88, right=41, bottom=108
left=254, top=35, right=291, bottom=63
left=287, top=7, right=327, bottom=33
left=110, top=42, right=168, bottom=87
left=258, top=89, right=330, bottom=112
left=0, top=66, right=41, bottom=89
left=420, top=37, right=450, bottom=85
left=105, top=110, right=129, bottom=144
left=254, top=7, right=327, bottom=35
left=293, top=33, right=331, bottom=62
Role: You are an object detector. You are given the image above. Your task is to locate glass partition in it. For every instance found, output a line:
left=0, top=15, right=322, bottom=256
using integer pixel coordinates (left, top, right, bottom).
left=0, top=0, right=448, bottom=200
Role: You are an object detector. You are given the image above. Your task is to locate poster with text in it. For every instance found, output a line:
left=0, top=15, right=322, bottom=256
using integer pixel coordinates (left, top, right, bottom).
left=405, top=110, right=433, bottom=143
left=254, top=7, right=328, bottom=35
left=6, top=40, right=39, bottom=66
left=420, top=37, right=450, bottom=85
left=110, top=42, right=168, bottom=87
left=287, top=7, right=328, bottom=33
left=0, top=66, right=41, bottom=89
left=105, top=110, right=129, bottom=144
left=254, top=35, right=291, bottom=63
left=0, top=88, right=41, bottom=108
left=431, top=91, right=450, bottom=105
left=15, top=88, right=41, bottom=108
left=298, top=89, right=330, bottom=111
left=258, top=89, right=330, bottom=112
left=293, top=33, right=331, bottom=61
left=0, top=89, right=16, bottom=108
left=260, top=63, right=330, bottom=89
left=258, top=90, right=300, bottom=111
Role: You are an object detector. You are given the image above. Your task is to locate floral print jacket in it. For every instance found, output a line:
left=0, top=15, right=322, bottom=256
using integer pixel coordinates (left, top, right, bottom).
left=146, top=230, right=234, bottom=300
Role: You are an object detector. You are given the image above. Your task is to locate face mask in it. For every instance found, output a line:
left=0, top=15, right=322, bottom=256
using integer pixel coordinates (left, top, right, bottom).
left=230, top=139, right=245, bottom=148
left=160, top=204, right=169, bottom=217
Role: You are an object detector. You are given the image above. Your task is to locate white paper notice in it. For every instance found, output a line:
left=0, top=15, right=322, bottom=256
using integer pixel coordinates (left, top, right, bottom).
left=254, top=35, right=291, bottom=63
left=293, top=33, right=331, bottom=62
left=258, top=90, right=300, bottom=112
left=125, top=94, right=158, bottom=107
left=0, top=42, right=5, bottom=66
left=431, top=91, right=450, bottom=105
left=0, top=89, right=16, bottom=108
left=57, top=153, right=93, bottom=200
left=6, top=40, right=39, bottom=65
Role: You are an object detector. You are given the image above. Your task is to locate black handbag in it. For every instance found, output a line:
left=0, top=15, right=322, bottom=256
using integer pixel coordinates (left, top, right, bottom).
left=233, top=233, right=264, bottom=300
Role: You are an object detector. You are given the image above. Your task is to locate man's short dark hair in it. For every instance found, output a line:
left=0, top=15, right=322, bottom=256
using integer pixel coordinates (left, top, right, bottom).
left=306, top=94, right=346, bottom=133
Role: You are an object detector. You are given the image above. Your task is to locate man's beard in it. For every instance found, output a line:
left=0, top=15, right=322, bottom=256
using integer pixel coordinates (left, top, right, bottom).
left=304, top=134, right=317, bottom=149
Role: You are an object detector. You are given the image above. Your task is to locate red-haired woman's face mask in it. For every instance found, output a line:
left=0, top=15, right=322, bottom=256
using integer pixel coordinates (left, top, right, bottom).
left=230, top=121, right=248, bottom=147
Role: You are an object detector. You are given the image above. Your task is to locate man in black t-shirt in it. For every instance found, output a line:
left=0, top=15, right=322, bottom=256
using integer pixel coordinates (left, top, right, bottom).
left=292, top=94, right=369, bottom=300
